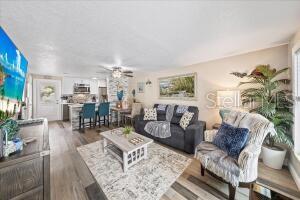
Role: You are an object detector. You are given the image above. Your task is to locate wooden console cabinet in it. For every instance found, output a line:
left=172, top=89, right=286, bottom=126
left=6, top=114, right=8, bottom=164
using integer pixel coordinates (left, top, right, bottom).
left=0, top=119, right=50, bottom=200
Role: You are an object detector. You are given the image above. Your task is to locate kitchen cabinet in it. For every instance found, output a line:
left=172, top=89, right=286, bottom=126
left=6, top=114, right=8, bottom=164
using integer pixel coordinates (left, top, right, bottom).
left=62, top=77, right=103, bottom=95
left=62, top=77, right=75, bottom=94
left=90, top=79, right=98, bottom=94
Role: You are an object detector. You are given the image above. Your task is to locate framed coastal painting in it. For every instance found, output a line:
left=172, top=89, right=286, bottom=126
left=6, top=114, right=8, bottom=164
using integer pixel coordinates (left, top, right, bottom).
left=159, top=73, right=197, bottom=100
left=137, top=82, right=145, bottom=93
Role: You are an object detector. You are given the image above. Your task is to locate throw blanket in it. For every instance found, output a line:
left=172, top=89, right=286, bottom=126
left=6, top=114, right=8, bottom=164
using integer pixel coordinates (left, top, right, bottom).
left=195, top=142, right=240, bottom=187
left=144, top=121, right=171, bottom=138
left=144, top=104, right=175, bottom=138
left=166, top=104, right=175, bottom=122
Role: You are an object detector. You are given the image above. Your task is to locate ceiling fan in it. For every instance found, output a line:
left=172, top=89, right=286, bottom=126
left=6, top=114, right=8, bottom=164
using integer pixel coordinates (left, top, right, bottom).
left=97, top=66, right=133, bottom=78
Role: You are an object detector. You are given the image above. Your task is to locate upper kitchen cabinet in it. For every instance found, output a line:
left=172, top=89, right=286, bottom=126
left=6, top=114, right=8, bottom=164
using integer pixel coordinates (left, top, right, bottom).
left=62, top=77, right=104, bottom=95
left=62, top=77, right=75, bottom=94
left=89, top=79, right=98, bottom=94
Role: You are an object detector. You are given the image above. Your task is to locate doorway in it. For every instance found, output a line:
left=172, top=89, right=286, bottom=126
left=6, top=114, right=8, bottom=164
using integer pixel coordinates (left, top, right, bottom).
left=33, top=78, right=61, bottom=121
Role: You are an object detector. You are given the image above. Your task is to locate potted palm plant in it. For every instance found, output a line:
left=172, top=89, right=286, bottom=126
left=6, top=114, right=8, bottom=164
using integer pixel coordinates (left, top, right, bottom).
left=232, top=65, right=293, bottom=169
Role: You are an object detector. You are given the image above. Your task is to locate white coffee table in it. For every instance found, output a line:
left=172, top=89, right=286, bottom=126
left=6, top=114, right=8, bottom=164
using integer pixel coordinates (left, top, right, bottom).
left=100, top=128, right=153, bottom=172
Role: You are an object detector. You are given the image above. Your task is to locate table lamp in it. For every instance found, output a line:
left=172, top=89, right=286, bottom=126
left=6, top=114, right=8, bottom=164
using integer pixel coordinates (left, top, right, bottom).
left=217, top=90, right=240, bottom=120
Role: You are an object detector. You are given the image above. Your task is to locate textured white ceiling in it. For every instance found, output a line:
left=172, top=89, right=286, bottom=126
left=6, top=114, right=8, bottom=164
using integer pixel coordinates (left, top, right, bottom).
left=0, top=1, right=300, bottom=78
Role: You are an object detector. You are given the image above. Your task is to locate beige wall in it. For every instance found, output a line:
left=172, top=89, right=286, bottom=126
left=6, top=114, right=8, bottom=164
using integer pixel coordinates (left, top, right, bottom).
left=129, top=44, right=288, bottom=128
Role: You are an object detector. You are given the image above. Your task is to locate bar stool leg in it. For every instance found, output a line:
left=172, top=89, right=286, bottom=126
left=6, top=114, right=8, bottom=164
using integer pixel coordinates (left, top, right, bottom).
left=83, top=118, right=85, bottom=130
left=108, top=115, right=110, bottom=127
left=79, top=116, right=82, bottom=130
left=99, top=115, right=101, bottom=128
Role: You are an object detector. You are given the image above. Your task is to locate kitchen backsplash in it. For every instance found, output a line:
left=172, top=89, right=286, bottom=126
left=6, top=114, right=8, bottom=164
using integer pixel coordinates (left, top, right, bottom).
left=61, top=94, right=96, bottom=103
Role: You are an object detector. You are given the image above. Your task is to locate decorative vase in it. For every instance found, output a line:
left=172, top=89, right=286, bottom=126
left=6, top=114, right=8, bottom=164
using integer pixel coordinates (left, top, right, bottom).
left=261, top=145, right=287, bottom=169
left=117, top=90, right=124, bottom=101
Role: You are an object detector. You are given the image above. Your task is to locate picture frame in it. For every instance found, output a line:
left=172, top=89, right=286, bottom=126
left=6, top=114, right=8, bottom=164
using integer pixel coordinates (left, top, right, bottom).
left=137, top=82, right=145, bottom=93
left=158, top=73, right=197, bottom=100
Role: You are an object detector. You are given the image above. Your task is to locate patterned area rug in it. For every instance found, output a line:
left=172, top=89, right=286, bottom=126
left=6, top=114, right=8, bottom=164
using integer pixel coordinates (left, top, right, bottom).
left=77, top=140, right=192, bottom=200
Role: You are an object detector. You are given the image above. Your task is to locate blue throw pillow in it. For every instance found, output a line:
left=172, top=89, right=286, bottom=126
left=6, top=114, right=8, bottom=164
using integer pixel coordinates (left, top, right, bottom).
left=212, top=122, right=249, bottom=159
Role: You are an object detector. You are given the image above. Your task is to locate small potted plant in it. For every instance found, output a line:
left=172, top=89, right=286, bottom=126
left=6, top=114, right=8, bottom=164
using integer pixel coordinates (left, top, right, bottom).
left=123, top=126, right=133, bottom=138
left=232, top=65, right=293, bottom=169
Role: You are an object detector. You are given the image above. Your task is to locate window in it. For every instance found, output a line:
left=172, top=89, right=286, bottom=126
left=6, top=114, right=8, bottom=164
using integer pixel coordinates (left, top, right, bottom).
left=294, top=49, right=300, bottom=153
left=296, top=49, right=300, bottom=97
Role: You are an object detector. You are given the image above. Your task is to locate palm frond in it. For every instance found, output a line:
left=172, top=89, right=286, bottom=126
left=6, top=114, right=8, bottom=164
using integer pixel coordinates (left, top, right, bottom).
left=271, top=68, right=289, bottom=79
left=231, top=65, right=293, bottom=148
left=273, top=79, right=291, bottom=85
left=274, top=126, right=293, bottom=147
left=230, top=72, right=247, bottom=78
left=238, top=81, right=260, bottom=87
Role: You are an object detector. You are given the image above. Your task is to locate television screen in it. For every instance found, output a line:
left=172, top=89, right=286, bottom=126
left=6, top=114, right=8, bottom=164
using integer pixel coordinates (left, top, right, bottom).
left=0, top=26, right=28, bottom=101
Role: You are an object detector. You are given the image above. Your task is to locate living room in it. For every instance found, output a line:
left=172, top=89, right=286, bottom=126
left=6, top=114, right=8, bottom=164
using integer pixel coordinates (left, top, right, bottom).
left=0, top=1, right=300, bottom=200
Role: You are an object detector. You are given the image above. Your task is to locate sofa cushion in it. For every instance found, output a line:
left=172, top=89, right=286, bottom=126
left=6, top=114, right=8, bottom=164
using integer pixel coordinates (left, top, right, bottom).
left=187, top=106, right=199, bottom=124
left=143, top=108, right=157, bottom=121
left=171, top=105, right=199, bottom=124
left=157, top=113, right=166, bottom=121
left=160, top=124, right=185, bottom=150
left=180, top=111, right=194, bottom=130
left=153, top=104, right=167, bottom=114
left=153, top=104, right=167, bottom=121
left=212, top=122, right=249, bottom=159
left=176, top=105, right=189, bottom=115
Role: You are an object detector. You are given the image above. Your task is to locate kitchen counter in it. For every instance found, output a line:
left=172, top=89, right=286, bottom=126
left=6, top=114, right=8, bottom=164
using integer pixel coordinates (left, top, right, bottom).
left=60, top=102, right=74, bottom=105
left=69, top=103, right=99, bottom=130
left=68, top=103, right=98, bottom=108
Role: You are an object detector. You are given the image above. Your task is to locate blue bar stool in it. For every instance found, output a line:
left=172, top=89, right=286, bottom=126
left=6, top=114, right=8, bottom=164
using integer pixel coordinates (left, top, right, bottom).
left=79, top=103, right=96, bottom=130
left=96, top=102, right=110, bottom=127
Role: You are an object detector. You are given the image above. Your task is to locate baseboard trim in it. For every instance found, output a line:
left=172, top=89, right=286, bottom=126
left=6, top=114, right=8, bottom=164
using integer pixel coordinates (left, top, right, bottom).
left=288, top=162, right=300, bottom=190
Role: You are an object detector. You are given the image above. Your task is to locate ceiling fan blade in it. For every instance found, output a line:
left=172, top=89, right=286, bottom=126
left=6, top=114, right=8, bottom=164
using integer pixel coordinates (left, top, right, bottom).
left=98, top=65, right=113, bottom=71
left=124, top=74, right=133, bottom=77
left=122, top=70, right=133, bottom=73
left=96, top=71, right=111, bottom=74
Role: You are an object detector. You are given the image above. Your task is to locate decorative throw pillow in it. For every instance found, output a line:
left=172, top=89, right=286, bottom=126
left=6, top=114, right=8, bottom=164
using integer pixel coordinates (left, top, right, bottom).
left=157, top=104, right=167, bottom=111
left=179, top=111, right=194, bottom=130
left=212, top=122, right=249, bottom=159
left=143, top=108, right=157, bottom=121
left=176, top=105, right=189, bottom=114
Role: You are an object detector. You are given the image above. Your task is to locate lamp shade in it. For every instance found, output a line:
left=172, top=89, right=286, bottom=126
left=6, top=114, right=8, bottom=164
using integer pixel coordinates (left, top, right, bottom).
left=217, top=90, right=240, bottom=108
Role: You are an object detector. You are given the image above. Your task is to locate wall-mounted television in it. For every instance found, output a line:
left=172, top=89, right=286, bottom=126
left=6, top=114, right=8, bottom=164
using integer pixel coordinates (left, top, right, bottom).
left=0, top=26, right=28, bottom=101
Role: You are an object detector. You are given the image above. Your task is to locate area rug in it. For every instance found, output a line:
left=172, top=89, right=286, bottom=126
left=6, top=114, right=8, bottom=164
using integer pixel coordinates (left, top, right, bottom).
left=77, top=140, right=192, bottom=200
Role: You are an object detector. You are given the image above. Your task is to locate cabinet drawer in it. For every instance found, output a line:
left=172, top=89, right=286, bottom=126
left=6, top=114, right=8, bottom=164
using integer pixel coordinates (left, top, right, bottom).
left=0, top=157, right=43, bottom=200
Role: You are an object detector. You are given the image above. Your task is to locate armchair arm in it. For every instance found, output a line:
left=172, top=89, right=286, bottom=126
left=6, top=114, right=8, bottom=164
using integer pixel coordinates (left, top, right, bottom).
left=184, top=121, right=206, bottom=154
left=204, top=129, right=218, bottom=142
left=238, top=144, right=261, bottom=182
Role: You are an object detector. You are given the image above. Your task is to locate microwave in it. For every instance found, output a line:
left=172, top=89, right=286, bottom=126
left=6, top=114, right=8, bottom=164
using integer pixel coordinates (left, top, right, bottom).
left=73, top=83, right=90, bottom=94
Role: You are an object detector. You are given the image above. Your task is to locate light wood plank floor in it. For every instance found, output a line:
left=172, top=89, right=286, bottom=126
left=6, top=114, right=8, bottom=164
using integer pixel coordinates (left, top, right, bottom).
left=49, top=121, right=299, bottom=200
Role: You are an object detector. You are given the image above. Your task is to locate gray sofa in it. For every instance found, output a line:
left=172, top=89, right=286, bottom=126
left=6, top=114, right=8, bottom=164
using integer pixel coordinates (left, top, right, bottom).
left=134, top=104, right=206, bottom=154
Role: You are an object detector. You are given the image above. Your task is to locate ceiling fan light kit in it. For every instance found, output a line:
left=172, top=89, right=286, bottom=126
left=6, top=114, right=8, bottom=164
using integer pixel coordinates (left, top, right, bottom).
left=112, top=68, right=122, bottom=78
left=146, top=79, right=152, bottom=85
left=98, top=66, right=133, bottom=78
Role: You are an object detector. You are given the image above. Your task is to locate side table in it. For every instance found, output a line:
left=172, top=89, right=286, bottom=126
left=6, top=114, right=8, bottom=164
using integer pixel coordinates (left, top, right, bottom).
left=212, top=123, right=221, bottom=130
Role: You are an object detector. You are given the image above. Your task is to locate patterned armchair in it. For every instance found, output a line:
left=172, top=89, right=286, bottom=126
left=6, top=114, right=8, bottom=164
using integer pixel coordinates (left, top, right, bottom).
left=195, top=109, right=275, bottom=200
